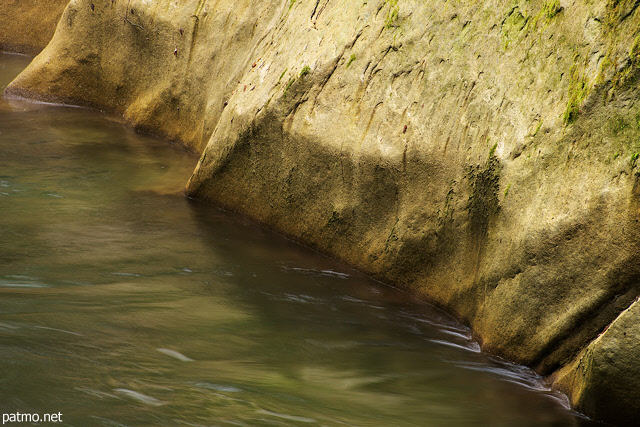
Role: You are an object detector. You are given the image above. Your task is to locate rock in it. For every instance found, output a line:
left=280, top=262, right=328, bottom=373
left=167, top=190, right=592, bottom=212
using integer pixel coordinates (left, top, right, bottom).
left=3, top=0, right=640, bottom=424
left=0, top=0, right=68, bottom=55
left=554, top=298, right=640, bottom=425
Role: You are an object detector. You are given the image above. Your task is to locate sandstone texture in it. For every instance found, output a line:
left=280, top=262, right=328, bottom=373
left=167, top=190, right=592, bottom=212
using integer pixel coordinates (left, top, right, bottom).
left=3, top=0, right=640, bottom=424
left=554, top=297, right=640, bottom=425
left=0, top=0, right=69, bottom=55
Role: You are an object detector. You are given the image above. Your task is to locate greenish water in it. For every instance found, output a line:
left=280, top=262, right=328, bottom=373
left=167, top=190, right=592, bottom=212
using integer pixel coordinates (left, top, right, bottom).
left=0, top=52, right=598, bottom=426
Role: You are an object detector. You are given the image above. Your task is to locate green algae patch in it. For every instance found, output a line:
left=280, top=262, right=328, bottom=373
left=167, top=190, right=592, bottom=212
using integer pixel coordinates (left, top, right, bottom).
left=385, top=0, right=400, bottom=29
left=501, top=7, right=528, bottom=49
left=563, top=57, right=590, bottom=125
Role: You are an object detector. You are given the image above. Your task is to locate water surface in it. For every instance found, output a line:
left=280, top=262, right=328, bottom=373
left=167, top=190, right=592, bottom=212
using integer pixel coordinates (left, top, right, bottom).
left=0, top=52, right=598, bottom=426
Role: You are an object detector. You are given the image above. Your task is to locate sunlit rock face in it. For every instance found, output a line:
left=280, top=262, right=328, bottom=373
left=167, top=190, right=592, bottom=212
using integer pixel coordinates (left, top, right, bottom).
left=3, top=0, right=640, bottom=424
left=0, top=0, right=69, bottom=55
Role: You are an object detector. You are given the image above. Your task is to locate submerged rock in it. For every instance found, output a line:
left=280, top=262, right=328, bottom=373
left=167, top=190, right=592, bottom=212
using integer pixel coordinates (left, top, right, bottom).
left=3, top=0, right=640, bottom=424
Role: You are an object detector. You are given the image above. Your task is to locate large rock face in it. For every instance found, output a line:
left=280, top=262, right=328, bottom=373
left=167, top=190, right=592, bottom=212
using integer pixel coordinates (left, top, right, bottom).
left=3, top=0, right=640, bottom=424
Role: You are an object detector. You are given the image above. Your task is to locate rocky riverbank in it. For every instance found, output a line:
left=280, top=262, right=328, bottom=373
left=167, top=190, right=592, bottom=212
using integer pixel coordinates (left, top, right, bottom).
left=3, top=1, right=640, bottom=424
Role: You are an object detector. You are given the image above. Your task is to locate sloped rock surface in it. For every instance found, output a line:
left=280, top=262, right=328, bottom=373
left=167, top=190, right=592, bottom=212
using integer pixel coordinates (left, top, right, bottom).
left=0, top=0, right=68, bottom=54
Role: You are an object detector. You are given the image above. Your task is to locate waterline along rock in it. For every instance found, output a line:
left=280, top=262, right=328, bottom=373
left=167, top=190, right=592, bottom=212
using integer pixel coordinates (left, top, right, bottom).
left=3, top=0, right=640, bottom=424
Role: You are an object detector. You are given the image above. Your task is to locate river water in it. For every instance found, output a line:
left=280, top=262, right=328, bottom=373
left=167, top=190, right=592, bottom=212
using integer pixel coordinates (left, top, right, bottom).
left=0, top=52, right=599, bottom=426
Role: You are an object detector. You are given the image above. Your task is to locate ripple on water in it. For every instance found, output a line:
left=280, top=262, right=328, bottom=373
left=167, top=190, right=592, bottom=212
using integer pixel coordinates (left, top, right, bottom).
left=0, top=275, right=48, bottom=288
left=156, top=348, right=194, bottom=362
left=114, top=389, right=165, bottom=406
left=256, top=409, right=317, bottom=423
left=193, top=382, right=243, bottom=393
left=453, top=359, right=553, bottom=393
left=282, top=266, right=351, bottom=279
left=428, top=338, right=482, bottom=353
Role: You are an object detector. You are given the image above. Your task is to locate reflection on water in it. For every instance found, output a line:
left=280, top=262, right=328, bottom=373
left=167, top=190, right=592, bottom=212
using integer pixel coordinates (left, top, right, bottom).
left=0, top=52, right=600, bottom=426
